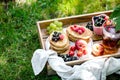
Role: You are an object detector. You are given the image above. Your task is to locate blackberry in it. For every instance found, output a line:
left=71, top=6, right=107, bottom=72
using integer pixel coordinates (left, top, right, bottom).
left=101, top=15, right=105, bottom=19
left=86, top=22, right=93, bottom=31
left=52, top=34, right=56, bottom=37
left=54, top=38, right=58, bottom=42
left=56, top=36, right=60, bottom=40
left=93, top=16, right=99, bottom=21
left=101, top=20, right=105, bottom=24
left=52, top=32, right=62, bottom=42
left=94, top=15, right=106, bottom=27
left=54, top=31, right=57, bottom=34
left=66, top=54, right=70, bottom=58
left=52, top=37, right=56, bottom=41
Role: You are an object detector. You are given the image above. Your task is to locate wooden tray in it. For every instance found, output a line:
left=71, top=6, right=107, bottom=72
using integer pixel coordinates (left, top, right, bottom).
left=37, top=10, right=120, bottom=75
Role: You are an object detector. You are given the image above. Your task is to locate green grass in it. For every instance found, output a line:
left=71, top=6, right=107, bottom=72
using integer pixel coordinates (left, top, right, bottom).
left=0, top=0, right=120, bottom=80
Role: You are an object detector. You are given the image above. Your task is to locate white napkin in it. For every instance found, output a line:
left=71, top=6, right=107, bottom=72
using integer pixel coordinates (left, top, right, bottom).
left=31, top=49, right=120, bottom=80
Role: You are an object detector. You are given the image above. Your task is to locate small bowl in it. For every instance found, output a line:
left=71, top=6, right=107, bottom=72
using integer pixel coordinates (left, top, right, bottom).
left=92, top=14, right=108, bottom=35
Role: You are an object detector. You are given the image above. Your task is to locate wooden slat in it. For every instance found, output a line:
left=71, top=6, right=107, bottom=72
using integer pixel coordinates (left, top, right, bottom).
left=37, top=10, right=112, bottom=29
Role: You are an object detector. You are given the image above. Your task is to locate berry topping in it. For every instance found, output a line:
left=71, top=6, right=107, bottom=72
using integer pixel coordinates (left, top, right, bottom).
left=93, top=15, right=106, bottom=27
left=70, top=25, right=85, bottom=34
left=52, top=31, right=62, bottom=42
left=59, top=34, right=64, bottom=40
left=79, top=27, right=85, bottom=32
left=74, top=25, right=77, bottom=28
left=78, top=29, right=83, bottom=34
left=54, top=31, right=57, bottom=34
left=70, top=26, right=75, bottom=31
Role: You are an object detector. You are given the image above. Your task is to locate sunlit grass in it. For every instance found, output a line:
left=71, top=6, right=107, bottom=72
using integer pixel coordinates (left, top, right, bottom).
left=58, top=0, right=84, bottom=16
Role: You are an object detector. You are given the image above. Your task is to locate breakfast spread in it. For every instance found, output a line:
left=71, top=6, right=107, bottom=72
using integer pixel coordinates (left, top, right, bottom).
left=46, top=14, right=120, bottom=62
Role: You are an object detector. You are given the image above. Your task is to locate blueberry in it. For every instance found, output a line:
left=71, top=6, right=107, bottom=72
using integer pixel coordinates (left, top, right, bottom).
left=64, top=58, right=67, bottom=62
left=72, top=56, right=78, bottom=61
left=93, top=16, right=99, bottom=20
left=101, top=20, right=105, bottom=24
left=55, top=33, right=59, bottom=37
left=65, top=58, right=71, bottom=62
left=101, top=16, right=105, bottom=19
left=66, top=54, right=70, bottom=58
left=86, top=22, right=93, bottom=31
left=54, top=38, right=58, bottom=42
left=63, top=54, right=67, bottom=59
left=96, top=23, right=102, bottom=26
left=97, top=19, right=101, bottom=22
left=56, top=36, right=60, bottom=40
left=52, top=37, right=56, bottom=41
left=68, top=57, right=73, bottom=61
left=52, top=34, right=56, bottom=37
left=54, top=31, right=57, bottom=34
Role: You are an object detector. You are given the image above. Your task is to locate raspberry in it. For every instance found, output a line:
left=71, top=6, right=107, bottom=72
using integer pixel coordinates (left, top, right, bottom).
left=59, top=34, right=64, bottom=40
left=74, top=27, right=80, bottom=32
left=70, top=26, right=75, bottom=31
left=78, top=29, right=83, bottom=34
left=79, top=27, right=85, bottom=33
left=74, top=25, right=77, bottom=28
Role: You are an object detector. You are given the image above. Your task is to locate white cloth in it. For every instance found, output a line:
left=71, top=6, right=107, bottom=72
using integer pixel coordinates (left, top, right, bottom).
left=31, top=49, right=120, bottom=80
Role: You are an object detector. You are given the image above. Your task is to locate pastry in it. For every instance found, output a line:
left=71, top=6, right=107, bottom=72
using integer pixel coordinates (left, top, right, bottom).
left=92, top=43, right=104, bottom=56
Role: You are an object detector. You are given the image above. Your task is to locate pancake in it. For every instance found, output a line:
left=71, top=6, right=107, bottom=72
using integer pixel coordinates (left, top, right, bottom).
left=49, top=31, right=70, bottom=54
left=50, top=46, right=70, bottom=54
left=50, top=41, right=70, bottom=51
left=66, top=25, right=92, bottom=42
left=49, top=32, right=69, bottom=48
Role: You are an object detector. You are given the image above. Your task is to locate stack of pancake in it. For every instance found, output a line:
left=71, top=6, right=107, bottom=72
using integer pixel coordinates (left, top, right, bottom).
left=66, top=25, right=93, bottom=42
left=49, top=31, right=70, bottom=54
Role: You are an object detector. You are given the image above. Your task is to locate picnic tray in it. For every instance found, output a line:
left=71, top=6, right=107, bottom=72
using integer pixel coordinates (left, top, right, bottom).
left=37, top=10, right=120, bottom=75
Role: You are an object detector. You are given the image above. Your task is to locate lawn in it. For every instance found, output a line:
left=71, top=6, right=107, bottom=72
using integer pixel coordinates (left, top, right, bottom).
left=0, top=0, right=120, bottom=80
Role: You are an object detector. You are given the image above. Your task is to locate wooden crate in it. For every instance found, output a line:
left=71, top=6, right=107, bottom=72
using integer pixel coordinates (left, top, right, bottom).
left=37, top=10, right=120, bottom=75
